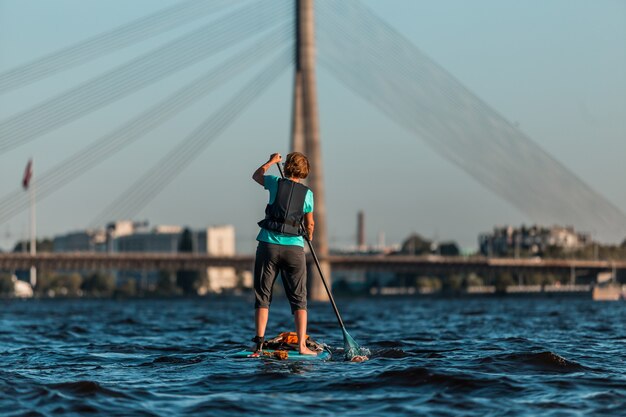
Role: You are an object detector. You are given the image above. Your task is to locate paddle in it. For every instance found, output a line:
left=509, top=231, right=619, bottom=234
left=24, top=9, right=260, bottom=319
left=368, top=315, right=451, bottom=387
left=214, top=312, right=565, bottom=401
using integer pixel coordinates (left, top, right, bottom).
left=276, top=163, right=366, bottom=360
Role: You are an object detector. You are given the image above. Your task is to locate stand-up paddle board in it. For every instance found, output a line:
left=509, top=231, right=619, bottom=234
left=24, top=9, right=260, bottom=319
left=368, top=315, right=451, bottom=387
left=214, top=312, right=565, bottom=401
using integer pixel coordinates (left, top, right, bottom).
left=235, top=333, right=331, bottom=360
left=232, top=349, right=331, bottom=361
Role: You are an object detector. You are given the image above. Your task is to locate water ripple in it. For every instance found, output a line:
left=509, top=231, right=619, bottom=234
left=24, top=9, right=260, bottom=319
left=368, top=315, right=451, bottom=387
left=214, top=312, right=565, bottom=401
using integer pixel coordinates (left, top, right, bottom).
left=0, top=298, right=624, bottom=416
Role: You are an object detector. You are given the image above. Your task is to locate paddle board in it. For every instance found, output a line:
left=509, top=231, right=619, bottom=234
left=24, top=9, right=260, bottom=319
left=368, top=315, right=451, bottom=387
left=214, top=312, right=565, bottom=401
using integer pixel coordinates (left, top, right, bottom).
left=232, top=349, right=331, bottom=361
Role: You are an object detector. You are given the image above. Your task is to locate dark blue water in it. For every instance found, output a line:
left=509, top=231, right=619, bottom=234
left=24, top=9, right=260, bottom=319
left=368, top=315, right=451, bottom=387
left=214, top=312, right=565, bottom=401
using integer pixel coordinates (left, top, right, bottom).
left=1, top=297, right=625, bottom=416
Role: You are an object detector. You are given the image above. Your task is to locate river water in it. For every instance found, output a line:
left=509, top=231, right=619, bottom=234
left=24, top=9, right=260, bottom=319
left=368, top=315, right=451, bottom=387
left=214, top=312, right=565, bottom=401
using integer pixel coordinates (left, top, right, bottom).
left=1, top=297, right=624, bottom=416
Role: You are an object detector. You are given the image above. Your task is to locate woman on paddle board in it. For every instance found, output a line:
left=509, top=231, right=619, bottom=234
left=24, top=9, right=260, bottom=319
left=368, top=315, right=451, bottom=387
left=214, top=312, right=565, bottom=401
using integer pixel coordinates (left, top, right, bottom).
left=251, top=152, right=317, bottom=356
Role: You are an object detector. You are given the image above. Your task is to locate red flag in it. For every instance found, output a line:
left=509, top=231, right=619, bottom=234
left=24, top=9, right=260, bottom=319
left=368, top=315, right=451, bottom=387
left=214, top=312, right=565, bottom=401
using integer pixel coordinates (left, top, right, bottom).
left=22, top=159, right=33, bottom=190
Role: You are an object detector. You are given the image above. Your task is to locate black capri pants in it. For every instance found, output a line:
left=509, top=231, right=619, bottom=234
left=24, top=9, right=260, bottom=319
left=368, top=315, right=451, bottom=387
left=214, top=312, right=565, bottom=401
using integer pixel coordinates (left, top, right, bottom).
left=254, top=241, right=307, bottom=313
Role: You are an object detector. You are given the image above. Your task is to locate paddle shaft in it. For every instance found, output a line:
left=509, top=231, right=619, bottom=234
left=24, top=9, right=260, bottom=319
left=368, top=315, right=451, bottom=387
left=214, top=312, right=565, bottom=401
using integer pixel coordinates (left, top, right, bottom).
left=276, top=164, right=347, bottom=331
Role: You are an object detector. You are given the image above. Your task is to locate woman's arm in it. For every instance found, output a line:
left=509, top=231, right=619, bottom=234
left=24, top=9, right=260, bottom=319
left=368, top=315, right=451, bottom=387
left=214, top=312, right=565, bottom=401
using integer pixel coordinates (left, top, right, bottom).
left=304, top=212, right=315, bottom=241
left=252, top=153, right=282, bottom=186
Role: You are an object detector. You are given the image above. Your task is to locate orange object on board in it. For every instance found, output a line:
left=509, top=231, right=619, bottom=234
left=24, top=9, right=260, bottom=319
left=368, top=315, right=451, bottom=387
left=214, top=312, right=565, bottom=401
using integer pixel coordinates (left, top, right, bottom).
left=279, top=332, right=308, bottom=344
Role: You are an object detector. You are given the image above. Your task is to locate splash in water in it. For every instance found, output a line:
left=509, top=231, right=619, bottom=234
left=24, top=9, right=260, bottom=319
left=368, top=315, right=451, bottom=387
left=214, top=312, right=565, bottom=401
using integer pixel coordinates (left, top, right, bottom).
left=346, top=346, right=371, bottom=362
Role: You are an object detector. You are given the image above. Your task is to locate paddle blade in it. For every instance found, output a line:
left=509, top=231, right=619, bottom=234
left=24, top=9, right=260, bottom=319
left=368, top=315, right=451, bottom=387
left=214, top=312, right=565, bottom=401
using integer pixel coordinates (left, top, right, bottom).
left=342, top=328, right=370, bottom=361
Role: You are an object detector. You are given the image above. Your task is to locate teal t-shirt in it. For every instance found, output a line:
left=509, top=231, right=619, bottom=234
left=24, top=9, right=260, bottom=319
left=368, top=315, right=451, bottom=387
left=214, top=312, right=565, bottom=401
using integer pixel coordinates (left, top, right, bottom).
left=256, top=175, right=314, bottom=247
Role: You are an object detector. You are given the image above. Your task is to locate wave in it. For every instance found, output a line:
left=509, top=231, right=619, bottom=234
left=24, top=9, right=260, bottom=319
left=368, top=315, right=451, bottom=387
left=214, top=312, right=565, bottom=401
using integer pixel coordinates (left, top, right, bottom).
left=146, top=355, right=205, bottom=366
left=328, top=365, right=518, bottom=393
left=46, top=329, right=89, bottom=341
left=496, top=337, right=532, bottom=344
left=99, top=343, right=198, bottom=355
left=461, top=309, right=486, bottom=316
left=57, top=324, right=89, bottom=334
left=477, top=351, right=588, bottom=373
left=403, top=335, right=436, bottom=342
left=373, top=340, right=404, bottom=348
left=192, top=315, right=221, bottom=324
left=371, top=348, right=410, bottom=359
left=110, top=317, right=140, bottom=325
left=48, top=380, right=130, bottom=398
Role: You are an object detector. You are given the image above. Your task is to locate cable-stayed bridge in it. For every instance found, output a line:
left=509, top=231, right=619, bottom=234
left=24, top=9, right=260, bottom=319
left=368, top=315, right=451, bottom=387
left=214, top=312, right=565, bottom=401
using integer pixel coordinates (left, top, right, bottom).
left=0, top=1, right=624, bottom=295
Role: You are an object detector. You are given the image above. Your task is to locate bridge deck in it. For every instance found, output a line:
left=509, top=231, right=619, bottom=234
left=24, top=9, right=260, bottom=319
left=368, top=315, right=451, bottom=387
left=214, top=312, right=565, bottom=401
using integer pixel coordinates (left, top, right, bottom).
left=0, top=253, right=624, bottom=274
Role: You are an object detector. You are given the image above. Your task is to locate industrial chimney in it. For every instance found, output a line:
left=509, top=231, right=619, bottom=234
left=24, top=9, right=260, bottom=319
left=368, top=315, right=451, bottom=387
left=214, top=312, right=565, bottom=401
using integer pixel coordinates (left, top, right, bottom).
left=357, top=211, right=365, bottom=251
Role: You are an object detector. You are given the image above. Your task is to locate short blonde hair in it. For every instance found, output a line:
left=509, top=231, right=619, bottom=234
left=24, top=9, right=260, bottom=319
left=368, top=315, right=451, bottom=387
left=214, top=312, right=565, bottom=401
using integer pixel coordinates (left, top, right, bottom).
left=284, top=152, right=309, bottom=179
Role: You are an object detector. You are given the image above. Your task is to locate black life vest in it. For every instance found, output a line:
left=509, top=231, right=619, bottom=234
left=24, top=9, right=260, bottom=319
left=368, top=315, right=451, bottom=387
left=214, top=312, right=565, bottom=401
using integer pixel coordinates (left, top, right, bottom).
left=258, top=179, right=309, bottom=236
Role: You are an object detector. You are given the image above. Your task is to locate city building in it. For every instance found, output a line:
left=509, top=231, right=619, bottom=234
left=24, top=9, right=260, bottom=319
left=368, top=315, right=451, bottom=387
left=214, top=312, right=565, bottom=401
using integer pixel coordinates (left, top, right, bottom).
left=197, top=225, right=238, bottom=294
left=114, top=225, right=181, bottom=253
left=479, top=225, right=590, bottom=257
left=53, top=229, right=106, bottom=252
left=51, top=221, right=240, bottom=293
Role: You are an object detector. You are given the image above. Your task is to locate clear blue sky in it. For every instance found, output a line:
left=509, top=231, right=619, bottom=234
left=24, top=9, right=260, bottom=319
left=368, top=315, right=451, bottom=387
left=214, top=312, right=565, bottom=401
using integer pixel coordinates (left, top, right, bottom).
left=0, top=0, right=624, bottom=253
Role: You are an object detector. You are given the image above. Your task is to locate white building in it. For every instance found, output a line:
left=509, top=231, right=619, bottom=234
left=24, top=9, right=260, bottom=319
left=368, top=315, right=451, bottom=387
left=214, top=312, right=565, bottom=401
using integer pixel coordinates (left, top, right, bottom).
left=197, top=225, right=238, bottom=294
left=51, top=222, right=240, bottom=294
left=547, top=226, right=589, bottom=248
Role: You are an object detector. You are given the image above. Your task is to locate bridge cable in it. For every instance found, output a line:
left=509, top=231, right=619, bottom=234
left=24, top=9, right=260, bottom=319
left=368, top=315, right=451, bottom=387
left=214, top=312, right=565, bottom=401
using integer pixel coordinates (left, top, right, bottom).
left=0, top=25, right=293, bottom=225
left=318, top=3, right=533, bottom=202
left=0, top=0, right=292, bottom=155
left=316, top=0, right=626, bottom=240
left=0, top=0, right=244, bottom=94
left=89, top=47, right=293, bottom=227
left=318, top=34, right=626, bottom=240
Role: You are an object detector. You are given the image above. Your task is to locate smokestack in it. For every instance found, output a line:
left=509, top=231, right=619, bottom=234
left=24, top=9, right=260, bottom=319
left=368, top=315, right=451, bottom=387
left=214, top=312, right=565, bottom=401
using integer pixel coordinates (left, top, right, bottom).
left=357, top=211, right=365, bottom=251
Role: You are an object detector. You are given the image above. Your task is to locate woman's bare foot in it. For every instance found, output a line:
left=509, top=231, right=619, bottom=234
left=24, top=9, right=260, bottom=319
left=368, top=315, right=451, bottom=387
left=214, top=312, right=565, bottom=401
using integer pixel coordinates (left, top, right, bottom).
left=299, top=345, right=318, bottom=355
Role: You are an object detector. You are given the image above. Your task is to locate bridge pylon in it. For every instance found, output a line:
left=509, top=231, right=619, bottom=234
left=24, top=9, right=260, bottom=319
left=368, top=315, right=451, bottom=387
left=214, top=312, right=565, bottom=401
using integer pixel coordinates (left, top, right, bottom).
left=292, top=0, right=330, bottom=301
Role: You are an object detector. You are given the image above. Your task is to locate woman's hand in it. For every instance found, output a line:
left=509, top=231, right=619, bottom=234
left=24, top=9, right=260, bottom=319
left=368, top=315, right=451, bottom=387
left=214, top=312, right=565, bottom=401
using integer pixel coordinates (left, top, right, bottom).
left=253, top=153, right=282, bottom=186
left=268, top=153, right=282, bottom=164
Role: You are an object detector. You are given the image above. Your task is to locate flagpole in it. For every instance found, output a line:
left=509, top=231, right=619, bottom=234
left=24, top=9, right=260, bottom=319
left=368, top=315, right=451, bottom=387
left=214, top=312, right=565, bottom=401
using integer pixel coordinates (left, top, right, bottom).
left=29, top=163, right=36, bottom=288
